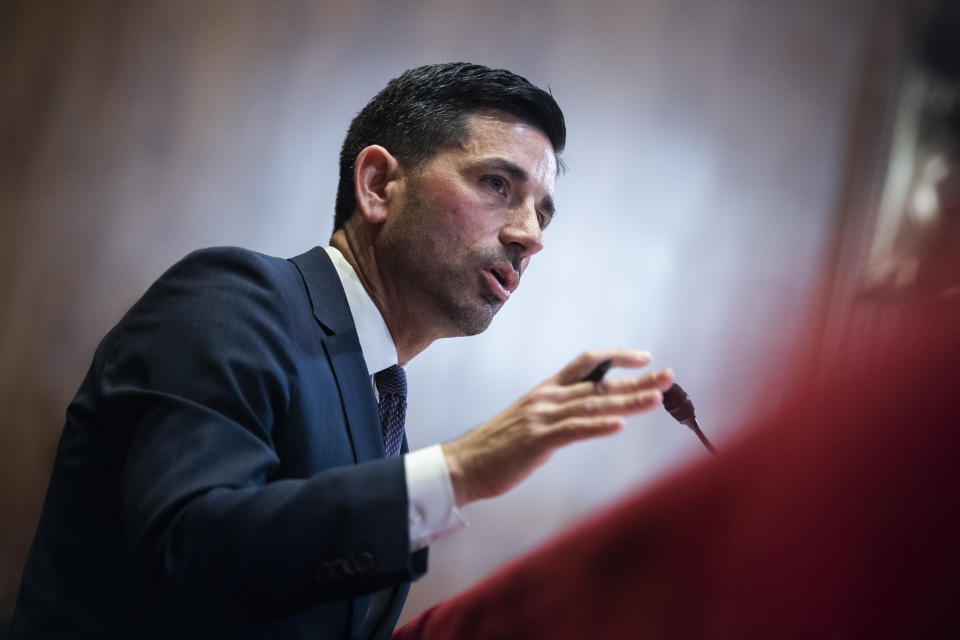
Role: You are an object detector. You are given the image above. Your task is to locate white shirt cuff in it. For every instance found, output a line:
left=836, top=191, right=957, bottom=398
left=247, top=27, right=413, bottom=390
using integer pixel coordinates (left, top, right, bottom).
left=404, top=444, right=468, bottom=551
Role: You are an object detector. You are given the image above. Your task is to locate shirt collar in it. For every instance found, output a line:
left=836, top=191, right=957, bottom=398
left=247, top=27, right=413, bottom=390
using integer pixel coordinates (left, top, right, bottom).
left=323, top=246, right=398, bottom=376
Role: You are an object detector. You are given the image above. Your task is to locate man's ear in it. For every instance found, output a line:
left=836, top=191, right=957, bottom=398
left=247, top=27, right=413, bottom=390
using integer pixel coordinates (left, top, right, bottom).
left=354, top=145, right=401, bottom=225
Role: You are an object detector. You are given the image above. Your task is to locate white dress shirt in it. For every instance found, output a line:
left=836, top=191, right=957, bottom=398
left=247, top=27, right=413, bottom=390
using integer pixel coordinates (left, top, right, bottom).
left=323, top=246, right=467, bottom=551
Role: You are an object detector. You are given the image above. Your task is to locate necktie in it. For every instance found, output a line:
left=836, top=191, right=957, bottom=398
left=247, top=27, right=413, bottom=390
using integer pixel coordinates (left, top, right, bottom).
left=374, top=364, right=407, bottom=457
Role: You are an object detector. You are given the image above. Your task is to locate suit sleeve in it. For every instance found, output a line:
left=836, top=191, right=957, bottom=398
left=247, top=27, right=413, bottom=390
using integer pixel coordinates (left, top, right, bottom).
left=96, top=248, right=424, bottom=628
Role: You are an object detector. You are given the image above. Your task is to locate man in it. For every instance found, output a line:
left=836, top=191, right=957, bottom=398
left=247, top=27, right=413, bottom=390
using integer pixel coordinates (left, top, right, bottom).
left=11, top=63, right=673, bottom=639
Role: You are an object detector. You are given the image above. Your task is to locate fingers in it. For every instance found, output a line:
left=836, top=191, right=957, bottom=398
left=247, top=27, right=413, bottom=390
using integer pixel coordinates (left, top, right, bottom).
left=554, top=349, right=652, bottom=385
left=554, top=386, right=665, bottom=421
left=537, top=365, right=673, bottom=447
left=591, top=366, right=675, bottom=396
left=541, top=416, right=626, bottom=448
left=538, top=383, right=666, bottom=449
left=540, top=367, right=675, bottom=402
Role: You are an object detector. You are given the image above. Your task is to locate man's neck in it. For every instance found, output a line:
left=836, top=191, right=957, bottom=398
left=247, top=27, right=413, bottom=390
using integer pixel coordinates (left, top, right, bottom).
left=329, top=227, right=437, bottom=364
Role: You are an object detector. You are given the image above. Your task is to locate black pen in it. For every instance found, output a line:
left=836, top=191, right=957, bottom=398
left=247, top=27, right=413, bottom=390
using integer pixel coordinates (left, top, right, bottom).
left=582, top=358, right=612, bottom=382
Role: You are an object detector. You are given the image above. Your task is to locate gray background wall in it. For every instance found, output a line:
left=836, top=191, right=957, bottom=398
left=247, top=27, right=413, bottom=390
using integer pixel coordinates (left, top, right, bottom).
left=0, top=0, right=874, bottom=626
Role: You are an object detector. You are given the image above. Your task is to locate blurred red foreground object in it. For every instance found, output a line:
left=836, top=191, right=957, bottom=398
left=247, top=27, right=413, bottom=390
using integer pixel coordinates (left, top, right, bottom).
left=394, top=311, right=960, bottom=639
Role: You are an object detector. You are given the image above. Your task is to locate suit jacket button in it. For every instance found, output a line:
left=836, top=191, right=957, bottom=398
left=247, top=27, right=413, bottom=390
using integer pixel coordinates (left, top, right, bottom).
left=316, top=559, right=344, bottom=583
left=351, top=551, right=375, bottom=574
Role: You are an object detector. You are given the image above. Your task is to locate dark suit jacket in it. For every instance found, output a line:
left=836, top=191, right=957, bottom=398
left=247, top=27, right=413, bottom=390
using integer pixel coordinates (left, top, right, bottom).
left=11, top=246, right=426, bottom=639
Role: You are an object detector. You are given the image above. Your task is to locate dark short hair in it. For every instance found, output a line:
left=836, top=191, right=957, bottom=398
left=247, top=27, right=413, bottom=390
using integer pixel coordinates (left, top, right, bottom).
left=333, top=63, right=566, bottom=230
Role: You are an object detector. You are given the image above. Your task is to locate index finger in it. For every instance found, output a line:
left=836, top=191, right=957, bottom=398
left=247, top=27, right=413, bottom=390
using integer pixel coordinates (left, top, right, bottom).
left=555, top=349, right=653, bottom=385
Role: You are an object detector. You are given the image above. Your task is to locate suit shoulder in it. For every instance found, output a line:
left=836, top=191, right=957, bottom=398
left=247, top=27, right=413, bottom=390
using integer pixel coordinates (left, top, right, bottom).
left=167, top=246, right=297, bottom=288
left=99, top=247, right=308, bottom=358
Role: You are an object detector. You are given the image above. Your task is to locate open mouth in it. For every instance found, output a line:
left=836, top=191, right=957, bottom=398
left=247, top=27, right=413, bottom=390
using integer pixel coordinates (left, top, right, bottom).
left=483, top=261, right=519, bottom=301
left=482, top=265, right=515, bottom=302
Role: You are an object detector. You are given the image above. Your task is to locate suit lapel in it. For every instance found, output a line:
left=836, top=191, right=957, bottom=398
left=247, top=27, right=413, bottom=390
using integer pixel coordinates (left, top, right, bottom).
left=323, top=332, right=386, bottom=462
left=290, top=247, right=400, bottom=637
left=289, top=247, right=386, bottom=463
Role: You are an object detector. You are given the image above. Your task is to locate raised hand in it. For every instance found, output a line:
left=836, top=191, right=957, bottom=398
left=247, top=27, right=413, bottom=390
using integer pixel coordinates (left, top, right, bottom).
left=442, top=350, right=674, bottom=507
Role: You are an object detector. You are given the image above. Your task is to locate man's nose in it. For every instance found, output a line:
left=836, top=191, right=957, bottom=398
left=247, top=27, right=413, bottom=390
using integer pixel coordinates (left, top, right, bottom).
left=499, top=199, right=543, bottom=258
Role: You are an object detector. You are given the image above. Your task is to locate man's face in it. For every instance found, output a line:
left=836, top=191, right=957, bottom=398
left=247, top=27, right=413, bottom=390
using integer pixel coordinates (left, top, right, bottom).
left=377, top=111, right=558, bottom=337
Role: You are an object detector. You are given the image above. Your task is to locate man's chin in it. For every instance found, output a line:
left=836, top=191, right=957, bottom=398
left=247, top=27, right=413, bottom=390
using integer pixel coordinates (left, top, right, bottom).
left=449, top=299, right=499, bottom=336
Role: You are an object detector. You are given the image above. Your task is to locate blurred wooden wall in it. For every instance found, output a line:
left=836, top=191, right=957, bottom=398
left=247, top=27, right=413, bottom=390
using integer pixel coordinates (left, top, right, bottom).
left=1, top=0, right=878, bottom=628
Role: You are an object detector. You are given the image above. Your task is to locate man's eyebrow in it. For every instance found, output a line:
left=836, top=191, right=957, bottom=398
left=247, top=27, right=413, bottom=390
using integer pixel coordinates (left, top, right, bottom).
left=541, top=195, right=556, bottom=219
left=477, top=158, right=529, bottom=182
left=474, top=158, right=556, bottom=218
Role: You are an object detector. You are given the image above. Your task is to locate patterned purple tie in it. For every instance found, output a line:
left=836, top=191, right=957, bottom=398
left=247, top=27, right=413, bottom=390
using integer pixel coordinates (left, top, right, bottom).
left=374, top=364, right=407, bottom=457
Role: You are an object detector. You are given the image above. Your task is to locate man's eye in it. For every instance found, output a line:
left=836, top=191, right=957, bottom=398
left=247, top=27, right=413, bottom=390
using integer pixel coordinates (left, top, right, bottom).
left=487, top=176, right=507, bottom=194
